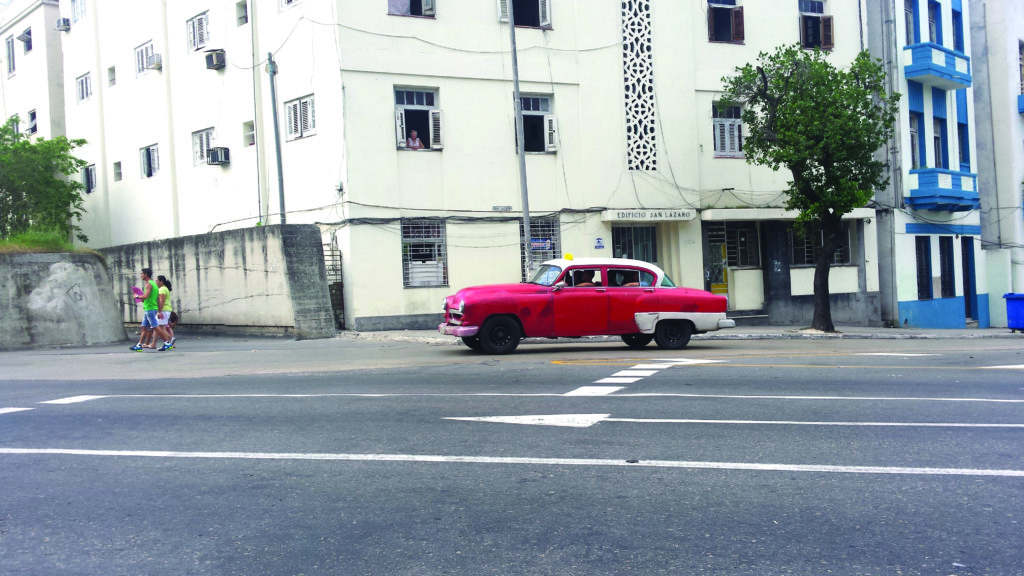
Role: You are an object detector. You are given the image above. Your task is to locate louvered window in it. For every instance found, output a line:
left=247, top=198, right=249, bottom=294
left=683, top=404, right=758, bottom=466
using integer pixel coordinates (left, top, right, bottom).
left=187, top=12, right=210, bottom=51
left=713, top=103, right=743, bottom=158
left=285, top=95, right=316, bottom=140
left=395, top=88, right=442, bottom=151
left=192, top=128, right=215, bottom=165
left=140, top=144, right=160, bottom=179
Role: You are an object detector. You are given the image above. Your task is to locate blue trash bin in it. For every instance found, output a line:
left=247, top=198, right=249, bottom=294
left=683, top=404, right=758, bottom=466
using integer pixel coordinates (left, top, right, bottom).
left=1004, top=293, right=1024, bottom=332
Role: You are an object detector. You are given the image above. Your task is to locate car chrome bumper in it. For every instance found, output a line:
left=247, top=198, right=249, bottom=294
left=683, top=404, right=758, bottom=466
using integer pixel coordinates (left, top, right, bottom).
left=718, top=318, right=736, bottom=329
left=439, top=323, right=479, bottom=337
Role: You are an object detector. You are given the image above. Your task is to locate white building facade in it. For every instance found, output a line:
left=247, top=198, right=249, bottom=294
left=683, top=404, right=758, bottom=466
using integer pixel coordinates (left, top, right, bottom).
left=970, top=0, right=1024, bottom=327
left=0, top=0, right=65, bottom=140
left=34, top=0, right=888, bottom=330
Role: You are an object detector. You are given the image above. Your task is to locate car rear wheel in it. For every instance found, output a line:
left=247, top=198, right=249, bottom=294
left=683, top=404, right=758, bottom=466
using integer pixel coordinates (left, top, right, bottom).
left=654, top=320, right=692, bottom=350
left=461, top=336, right=483, bottom=351
left=478, top=316, right=521, bottom=354
left=621, top=333, right=654, bottom=349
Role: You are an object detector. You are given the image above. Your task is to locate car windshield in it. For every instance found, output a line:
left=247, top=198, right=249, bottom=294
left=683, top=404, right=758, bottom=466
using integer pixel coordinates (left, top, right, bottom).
left=527, top=264, right=563, bottom=286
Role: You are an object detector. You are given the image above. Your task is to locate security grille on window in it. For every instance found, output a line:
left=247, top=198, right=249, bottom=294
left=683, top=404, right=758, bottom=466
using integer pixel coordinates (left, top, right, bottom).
left=135, top=42, right=155, bottom=76
left=518, top=95, right=558, bottom=153
left=799, top=1, right=833, bottom=49
left=705, top=222, right=760, bottom=267
left=389, top=0, right=436, bottom=17
left=5, top=37, right=15, bottom=75
left=76, top=73, right=92, bottom=102
left=71, top=0, right=86, bottom=23
left=498, top=0, right=551, bottom=28
left=707, top=0, right=744, bottom=43
left=612, top=225, right=657, bottom=263
left=713, top=103, right=743, bottom=158
left=187, top=12, right=210, bottom=51
left=284, top=95, right=315, bottom=140
left=402, top=220, right=448, bottom=287
left=140, top=144, right=160, bottom=178
left=83, top=164, right=96, bottom=194
left=395, top=88, right=442, bottom=150
left=915, top=236, right=932, bottom=299
left=192, top=128, right=215, bottom=165
left=790, top=224, right=851, bottom=266
left=520, top=216, right=560, bottom=280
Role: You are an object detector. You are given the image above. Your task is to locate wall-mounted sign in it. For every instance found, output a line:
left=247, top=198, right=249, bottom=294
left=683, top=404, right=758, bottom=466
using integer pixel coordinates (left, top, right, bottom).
left=602, top=209, right=697, bottom=222
left=530, top=238, right=552, bottom=251
left=595, top=237, right=605, bottom=250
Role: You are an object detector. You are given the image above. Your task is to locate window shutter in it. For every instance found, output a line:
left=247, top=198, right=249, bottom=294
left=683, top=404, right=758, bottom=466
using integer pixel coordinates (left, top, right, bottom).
left=715, top=121, right=727, bottom=152
left=151, top=146, right=160, bottom=173
left=422, top=0, right=435, bottom=16
left=539, top=0, right=552, bottom=28
left=821, top=15, right=834, bottom=50
left=497, top=0, right=509, bottom=22
left=285, top=101, right=298, bottom=138
left=430, top=109, right=444, bottom=150
left=395, top=109, right=407, bottom=148
left=707, top=7, right=715, bottom=41
left=544, top=114, right=558, bottom=152
left=197, top=14, right=208, bottom=48
left=300, top=98, right=315, bottom=135
left=731, top=7, right=744, bottom=42
left=799, top=15, right=808, bottom=47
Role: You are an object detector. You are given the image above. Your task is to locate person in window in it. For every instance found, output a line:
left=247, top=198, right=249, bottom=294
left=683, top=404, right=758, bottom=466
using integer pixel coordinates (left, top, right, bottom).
left=406, top=130, right=424, bottom=150
left=572, top=270, right=596, bottom=287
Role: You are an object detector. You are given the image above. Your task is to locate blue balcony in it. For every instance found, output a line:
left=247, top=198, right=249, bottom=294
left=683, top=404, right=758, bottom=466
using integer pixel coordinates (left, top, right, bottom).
left=903, top=43, right=971, bottom=90
left=906, top=168, right=979, bottom=212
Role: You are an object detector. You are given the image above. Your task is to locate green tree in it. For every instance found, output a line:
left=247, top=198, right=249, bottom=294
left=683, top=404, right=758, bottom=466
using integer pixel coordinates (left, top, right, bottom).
left=720, top=45, right=899, bottom=332
left=0, top=118, right=89, bottom=242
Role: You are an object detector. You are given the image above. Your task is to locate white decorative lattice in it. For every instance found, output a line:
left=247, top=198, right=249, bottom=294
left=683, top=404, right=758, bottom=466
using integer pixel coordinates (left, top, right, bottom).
left=622, top=0, right=657, bottom=171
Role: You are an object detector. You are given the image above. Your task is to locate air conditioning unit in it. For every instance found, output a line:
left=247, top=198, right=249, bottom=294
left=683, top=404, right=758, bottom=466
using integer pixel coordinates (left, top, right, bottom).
left=205, top=49, right=226, bottom=70
left=55, top=18, right=71, bottom=32
left=145, top=54, right=162, bottom=70
left=207, top=147, right=230, bottom=165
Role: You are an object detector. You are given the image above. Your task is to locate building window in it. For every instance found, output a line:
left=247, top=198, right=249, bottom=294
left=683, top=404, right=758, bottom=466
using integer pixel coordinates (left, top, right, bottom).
left=140, top=144, right=160, bottom=178
left=389, top=0, right=436, bottom=17
left=135, top=41, right=156, bottom=76
left=395, top=88, right=442, bottom=150
left=83, top=164, right=96, bottom=194
left=612, top=225, right=658, bottom=263
left=520, top=215, right=561, bottom=280
left=518, top=95, right=557, bottom=153
left=187, top=12, right=210, bottom=51
left=904, top=0, right=917, bottom=45
left=237, top=1, right=249, bottom=25
left=192, top=128, right=215, bottom=165
left=243, top=121, right=256, bottom=146
left=27, top=110, right=36, bottom=134
left=113, top=161, right=122, bottom=182
left=957, top=122, right=969, bottom=171
left=933, top=117, right=947, bottom=169
left=402, top=219, right=447, bottom=287
left=71, top=0, right=86, bottom=24
left=5, top=37, right=14, bottom=75
left=909, top=112, right=923, bottom=169
left=927, top=1, right=940, bottom=44
left=707, top=1, right=744, bottom=43
left=19, top=28, right=32, bottom=53
left=108, top=66, right=116, bottom=86
left=939, top=236, right=955, bottom=298
left=799, top=2, right=833, bottom=50
left=790, top=223, right=852, bottom=266
left=281, top=0, right=302, bottom=8
left=713, top=103, right=743, bottom=158
left=76, top=73, right=92, bottom=102
left=499, top=0, right=551, bottom=28
left=952, top=8, right=964, bottom=52
left=915, top=236, right=932, bottom=300
left=284, top=95, right=315, bottom=140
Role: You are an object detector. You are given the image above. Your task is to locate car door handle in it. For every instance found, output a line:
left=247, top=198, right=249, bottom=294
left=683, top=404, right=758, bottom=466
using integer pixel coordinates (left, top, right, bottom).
left=595, top=288, right=606, bottom=293
left=644, top=288, right=654, bottom=293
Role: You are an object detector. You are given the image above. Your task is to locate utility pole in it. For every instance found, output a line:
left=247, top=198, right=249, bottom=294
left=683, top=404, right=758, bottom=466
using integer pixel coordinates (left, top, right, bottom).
left=266, top=53, right=287, bottom=224
left=507, top=3, right=533, bottom=273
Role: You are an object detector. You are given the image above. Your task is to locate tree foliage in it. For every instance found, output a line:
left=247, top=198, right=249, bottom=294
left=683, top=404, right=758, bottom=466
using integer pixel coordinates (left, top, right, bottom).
left=0, top=119, right=89, bottom=242
left=720, top=45, right=899, bottom=331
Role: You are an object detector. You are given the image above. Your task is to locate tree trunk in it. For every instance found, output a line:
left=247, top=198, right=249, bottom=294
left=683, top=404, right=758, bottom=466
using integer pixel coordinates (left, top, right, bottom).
left=810, top=218, right=843, bottom=332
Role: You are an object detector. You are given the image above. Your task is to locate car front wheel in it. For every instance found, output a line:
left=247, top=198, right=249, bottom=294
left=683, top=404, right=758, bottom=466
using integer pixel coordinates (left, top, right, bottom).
left=478, top=316, right=521, bottom=354
left=654, top=320, right=692, bottom=350
left=621, top=333, right=654, bottom=349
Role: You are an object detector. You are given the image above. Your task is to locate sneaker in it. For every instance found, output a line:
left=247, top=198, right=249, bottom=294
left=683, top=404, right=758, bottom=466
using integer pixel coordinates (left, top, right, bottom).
left=158, top=342, right=172, bottom=351
left=168, top=337, right=176, bottom=349
left=130, top=344, right=143, bottom=352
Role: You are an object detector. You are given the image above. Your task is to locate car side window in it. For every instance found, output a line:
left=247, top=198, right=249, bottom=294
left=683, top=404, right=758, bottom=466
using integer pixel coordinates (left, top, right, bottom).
left=608, top=269, right=654, bottom=287
left=566, top=268, right=602, bottom=287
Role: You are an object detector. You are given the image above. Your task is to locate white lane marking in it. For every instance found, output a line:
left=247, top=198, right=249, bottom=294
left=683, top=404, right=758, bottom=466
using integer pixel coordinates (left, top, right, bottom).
left=445, top=413, right=1024, bottom=429
left=564, top=386, right=624, bottom=396
left=0, top=408, right=33, bottom=415
left=1, top=448, right=1020, bottom=478
left=857, top=353, right=940, bottom=357
left=445, top=414, right=609, bottom=427
left=985, top=365, right=1024, bottom=370
left=611, top=370, right=660, bottom=377
left=40, top=395, right=107, bottom=404
left=630, top=364, right=676, bottom=370
left=617, top=393, right=1024, bottom=403
left=593, top=377, right=643, bottom=384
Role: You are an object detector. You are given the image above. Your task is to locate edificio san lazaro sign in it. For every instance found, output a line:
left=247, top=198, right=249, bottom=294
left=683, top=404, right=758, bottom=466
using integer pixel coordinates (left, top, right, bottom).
left=602, top=209, right=697, bottom=222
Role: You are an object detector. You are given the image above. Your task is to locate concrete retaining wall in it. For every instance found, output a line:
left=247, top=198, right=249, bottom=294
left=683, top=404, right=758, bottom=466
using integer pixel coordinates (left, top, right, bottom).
left=0, top=253, right=127, bottom=350
left=98, top=225, right=336, bottom=340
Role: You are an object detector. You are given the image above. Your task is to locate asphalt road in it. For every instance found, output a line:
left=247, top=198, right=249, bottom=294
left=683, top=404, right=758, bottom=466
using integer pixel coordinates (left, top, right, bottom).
left=1, top=337, right=1023, bottom=575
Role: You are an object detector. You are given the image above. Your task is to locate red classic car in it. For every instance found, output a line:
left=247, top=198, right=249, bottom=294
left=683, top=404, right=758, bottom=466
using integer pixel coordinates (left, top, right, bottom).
left=439, top=257, right=735, bottom=354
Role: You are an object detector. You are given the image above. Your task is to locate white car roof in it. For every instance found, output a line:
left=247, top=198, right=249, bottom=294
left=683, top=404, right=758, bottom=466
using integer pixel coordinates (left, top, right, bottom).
left=540, top=257, right=666, bottom=278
